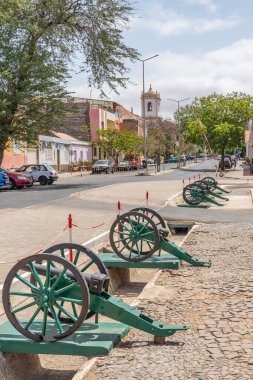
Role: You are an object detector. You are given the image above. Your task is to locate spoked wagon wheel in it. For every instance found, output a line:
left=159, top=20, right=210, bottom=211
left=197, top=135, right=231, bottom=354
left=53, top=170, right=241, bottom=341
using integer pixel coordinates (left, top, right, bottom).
left=194, top=180, right=209, bottom=194
left=202, top=176, right=217, bottom=190
left=131, top=207, right=167, bottom=229
left=36, top=243, right=108, bottom=322
left=110, top=211, right=160, bottom=262
left=183, top=184, right=205, bottom=205
left=3, top=254, right=89, bottom=342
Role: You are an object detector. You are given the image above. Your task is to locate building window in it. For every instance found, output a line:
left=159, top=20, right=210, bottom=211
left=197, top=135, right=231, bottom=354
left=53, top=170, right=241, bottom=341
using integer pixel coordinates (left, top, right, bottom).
left=93, top=146, right=97, bottom=157
left=45, top=149, right=53, bottom=162
left=80, top=151, right=83, bottom=162
left=13, top=139, right=21, bottom=154
left=101, top=121, right=104, bottom=130
left=147, top=102, right=152, bottom=111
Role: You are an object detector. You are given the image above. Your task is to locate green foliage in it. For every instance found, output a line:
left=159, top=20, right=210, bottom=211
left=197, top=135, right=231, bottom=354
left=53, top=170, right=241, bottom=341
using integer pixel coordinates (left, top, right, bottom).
left=0, top=0, right=139, bottom=164
left=95, top=128, right=143, bottom=163
left=147, top=119, right=178, bottom=161
left=176, top=92, right=253, bottom=155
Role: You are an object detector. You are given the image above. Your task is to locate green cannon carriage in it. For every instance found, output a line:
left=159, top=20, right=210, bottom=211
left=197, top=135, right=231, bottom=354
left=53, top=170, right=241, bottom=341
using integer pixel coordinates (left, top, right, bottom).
left=109, top=208, right=211, bottom=267
left=182, top=177, right=229, bottom=207
left=3, top=244, right=188, bottom=343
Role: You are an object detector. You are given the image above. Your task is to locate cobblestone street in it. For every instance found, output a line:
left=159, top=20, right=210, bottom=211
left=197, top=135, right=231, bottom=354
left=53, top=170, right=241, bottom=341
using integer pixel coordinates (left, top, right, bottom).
left=93, top=224, right=253, bottom=380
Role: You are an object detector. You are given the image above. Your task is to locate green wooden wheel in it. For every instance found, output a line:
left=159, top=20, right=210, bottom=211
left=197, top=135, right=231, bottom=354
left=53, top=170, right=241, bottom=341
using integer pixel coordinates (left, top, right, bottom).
left=3, top=254, right=89, bottom=342
left=183, top=184, right=205, bottom=205
left=37, top=243, right=108, bottom=322
left=110, top=211, right=160, bottom=262
left=194, top=180, right=209, bottom=194
left=202, top=176, right=217, bottom=190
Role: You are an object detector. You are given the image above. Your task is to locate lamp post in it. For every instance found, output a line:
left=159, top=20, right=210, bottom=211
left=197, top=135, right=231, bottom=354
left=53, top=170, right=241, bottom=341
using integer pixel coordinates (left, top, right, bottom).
left=167, top=98, right=190, bottom=166
left=167, top=97, right=190, bottom=113
left=138, top=54, right=159, bottom=170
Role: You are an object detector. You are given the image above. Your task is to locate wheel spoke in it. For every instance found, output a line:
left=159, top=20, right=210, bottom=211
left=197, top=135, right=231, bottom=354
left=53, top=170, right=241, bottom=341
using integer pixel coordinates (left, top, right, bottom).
left=28, top=263, right=44, bottom=289
left=128, top=241, right=135, bottom=258
left=55, top=296, right=82, bottom=305
left=137, top=221, right=150, bottom=235
left=45, top=260, right=51, bottom=288
left=73, top=250, right=81, bottom=265
left=113, top=237, right=131, bottom=244
left=72, top=303, right=78, bottom=318
left=113, top=229, right=131, bottom=236
left=15, top=274, right=40, bottom=292
left=54, top=302, right=77, bottom=322
left=54, top=281, right=77, bottom=295
left=10, top=291, right=37, bottom=298
left=50, top=268, right=67, bottom=291
left=24, top=305, right=42, bottom=329
left=135, top=241, right=141, bottom=258
left=50, top=305, right=63, bottom=334
left=81, top=259, right=94, bottom=272
left=13, top=300, right=38, bottom=314
left=121, top=223, right=132, bottom=234
left=60, top=249, right=65, bottom=258
left=41, top=306, right=48, bottom=337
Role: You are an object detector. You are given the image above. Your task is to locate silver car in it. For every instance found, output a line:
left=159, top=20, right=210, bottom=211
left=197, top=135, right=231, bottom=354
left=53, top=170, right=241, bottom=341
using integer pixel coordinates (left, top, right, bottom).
left=92, top=160, right=114, bottom=174
left=16, top=164, right=58, bottom=185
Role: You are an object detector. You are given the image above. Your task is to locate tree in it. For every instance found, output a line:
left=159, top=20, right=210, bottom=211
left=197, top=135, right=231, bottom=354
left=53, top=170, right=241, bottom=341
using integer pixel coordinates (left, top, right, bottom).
left=176, top=92, right=253, bottom=168
left=0, top=0, right=139, bottom=164
left=146, top=119, right=177, bottom=171
left=95, top=128, right=143, bottom=164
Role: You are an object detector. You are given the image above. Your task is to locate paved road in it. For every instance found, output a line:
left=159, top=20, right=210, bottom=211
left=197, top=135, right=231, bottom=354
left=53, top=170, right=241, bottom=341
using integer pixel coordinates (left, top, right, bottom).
left=0, top=160, right=216, bottom=210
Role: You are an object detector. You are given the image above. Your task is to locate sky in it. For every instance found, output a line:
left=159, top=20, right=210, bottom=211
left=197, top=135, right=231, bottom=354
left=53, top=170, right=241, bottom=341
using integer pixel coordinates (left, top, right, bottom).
left=67, top=0, right=253, bottom=119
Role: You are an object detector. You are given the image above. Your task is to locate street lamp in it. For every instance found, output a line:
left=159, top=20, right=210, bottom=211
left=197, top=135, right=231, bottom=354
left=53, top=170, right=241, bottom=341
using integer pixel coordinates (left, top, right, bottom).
left=167, top=98, right=190, bottom=165
left=138, top=54, right=159, bottom=169
left=167, top=97, right=190, bottom=113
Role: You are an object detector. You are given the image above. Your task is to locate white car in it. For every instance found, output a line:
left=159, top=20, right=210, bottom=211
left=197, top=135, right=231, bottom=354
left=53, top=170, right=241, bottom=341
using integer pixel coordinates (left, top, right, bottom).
left=16, top=164, right=59, bottom=185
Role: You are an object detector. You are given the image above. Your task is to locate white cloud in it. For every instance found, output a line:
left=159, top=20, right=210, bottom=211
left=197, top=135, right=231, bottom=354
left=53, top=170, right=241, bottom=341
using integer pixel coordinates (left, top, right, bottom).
left=183, top=0, right=217, bottom=13
left=131, top=6, right=240, bottom=36
left=116, top=39, right=253, bottom=117
left=68, top=39, right=253, bottom=119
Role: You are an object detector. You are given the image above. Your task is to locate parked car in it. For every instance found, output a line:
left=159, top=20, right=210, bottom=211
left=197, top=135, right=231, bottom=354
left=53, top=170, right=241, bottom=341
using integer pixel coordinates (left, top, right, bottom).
left=181, top=155, right=187, bottom=161
left=0, top=172, right=11, bottom=190
left=219, top=157, right=232, bottom=169
left=0, top=167, right=33, bottom=190
left=124, top=155, right=141, bottom=170
left=164, top=156, right=178, bottom=163
left=16, top=164, right=58, bottom=185
left=117, top=161, right=130, bottom=171
left=92, top=160, right=114, bottom=174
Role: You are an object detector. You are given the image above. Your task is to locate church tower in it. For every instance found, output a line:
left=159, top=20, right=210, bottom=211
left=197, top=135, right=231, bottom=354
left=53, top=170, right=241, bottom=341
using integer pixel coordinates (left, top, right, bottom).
left=141, top=85, right=161, bottom=121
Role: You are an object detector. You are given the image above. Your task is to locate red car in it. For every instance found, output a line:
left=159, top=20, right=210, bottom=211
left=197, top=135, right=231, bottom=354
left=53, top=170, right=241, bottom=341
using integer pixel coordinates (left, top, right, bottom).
left=0, top=167, right=33, bottom=190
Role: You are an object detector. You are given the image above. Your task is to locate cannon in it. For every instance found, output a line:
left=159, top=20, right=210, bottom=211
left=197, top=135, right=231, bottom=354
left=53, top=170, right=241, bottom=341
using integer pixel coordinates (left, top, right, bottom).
left=3, top=243, right=187, bottom=342
left=194, top=180, right=229, bottom=201
left=109, top=209, right=211, bottom=267
left=202, top=176, right=230, bottom=194
left=183, top=183, right=225, bottom=207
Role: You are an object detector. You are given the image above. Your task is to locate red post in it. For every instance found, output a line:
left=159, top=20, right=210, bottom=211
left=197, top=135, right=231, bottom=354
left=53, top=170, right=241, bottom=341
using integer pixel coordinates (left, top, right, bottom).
left=68, top=213, right=73, bottom=262
left=146, top=191, right=149, bottom=215
left=117, top=201, right=121, bottom=230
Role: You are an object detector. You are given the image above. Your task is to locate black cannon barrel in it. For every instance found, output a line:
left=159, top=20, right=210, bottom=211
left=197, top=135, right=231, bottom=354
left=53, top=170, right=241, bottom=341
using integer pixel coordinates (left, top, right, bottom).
left=23, top=263, right=110, bottom=295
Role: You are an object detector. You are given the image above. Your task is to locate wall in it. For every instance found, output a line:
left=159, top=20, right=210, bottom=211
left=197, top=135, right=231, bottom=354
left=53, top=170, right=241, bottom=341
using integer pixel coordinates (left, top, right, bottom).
left=2, top=141, right=27, bottom=169
left=70, top=144, right=92, bottom=163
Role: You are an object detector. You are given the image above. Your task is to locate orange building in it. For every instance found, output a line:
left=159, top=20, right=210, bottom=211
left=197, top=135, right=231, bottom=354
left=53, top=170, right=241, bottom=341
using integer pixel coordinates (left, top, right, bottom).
left=1, top=140, right=28, bottom=169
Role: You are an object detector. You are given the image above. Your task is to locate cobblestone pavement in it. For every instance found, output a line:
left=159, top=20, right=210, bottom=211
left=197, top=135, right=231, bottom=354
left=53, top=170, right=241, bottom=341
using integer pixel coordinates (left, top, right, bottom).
left=93, top=223, right=253, bottom=380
